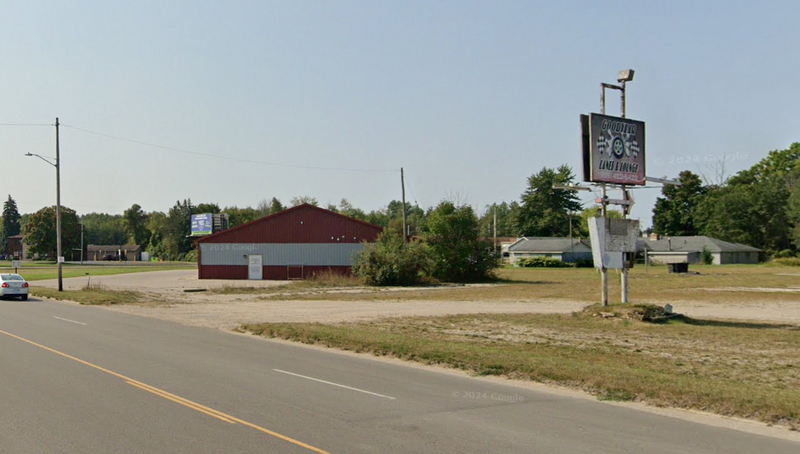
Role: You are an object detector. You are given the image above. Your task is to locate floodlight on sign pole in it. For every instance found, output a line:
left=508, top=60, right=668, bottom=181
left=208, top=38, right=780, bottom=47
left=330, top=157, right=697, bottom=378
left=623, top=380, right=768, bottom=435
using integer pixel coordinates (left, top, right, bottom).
left=617, top=69, right=635, bottom=83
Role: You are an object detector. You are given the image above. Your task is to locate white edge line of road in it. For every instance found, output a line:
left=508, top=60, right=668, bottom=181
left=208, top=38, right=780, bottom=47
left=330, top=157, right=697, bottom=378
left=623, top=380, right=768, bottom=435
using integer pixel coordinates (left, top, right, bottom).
left=261, top=337, right=800, bottom=443
left=53, top=316, right=87, bottom=326
left=273, top=369, right=397, bottom=400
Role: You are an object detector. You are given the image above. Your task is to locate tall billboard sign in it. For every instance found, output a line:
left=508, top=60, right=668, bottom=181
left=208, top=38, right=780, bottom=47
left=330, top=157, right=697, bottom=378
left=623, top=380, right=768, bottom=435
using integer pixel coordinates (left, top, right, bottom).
left=581, top=113, right=646, bottom=185
left=191, top=214, right=213, bottom=237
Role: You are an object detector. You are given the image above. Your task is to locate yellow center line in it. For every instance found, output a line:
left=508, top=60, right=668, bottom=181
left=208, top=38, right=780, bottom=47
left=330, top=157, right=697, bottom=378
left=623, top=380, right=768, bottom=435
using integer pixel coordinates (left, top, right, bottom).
left=124, top=379, right=237, bottom=423
left=0, top=328, right=331, bottom=454
left=125, top=381, right=236, bottom=424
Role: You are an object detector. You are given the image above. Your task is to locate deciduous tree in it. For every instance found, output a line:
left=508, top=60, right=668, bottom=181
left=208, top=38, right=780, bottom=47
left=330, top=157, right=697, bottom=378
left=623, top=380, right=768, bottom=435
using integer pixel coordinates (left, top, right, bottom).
left=22, top=206, right=81, bottom=259
left=290, top=196, right=318, bottom=207
left=652, top=170, right=707, bottom=236
left=514, top=166, right=582, bottom=237
left=122, top=204, right=149, bottom=247
left=424, top=201, right=495, bottom=282
left=81, top=213, right=126, bottom=245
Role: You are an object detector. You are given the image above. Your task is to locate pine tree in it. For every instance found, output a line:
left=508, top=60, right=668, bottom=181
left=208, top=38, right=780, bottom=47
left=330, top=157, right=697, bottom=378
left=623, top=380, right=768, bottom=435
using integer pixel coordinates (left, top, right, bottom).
left=2, top=195, right=21, bottom=254
left=3, top=195, right=21, bottom=237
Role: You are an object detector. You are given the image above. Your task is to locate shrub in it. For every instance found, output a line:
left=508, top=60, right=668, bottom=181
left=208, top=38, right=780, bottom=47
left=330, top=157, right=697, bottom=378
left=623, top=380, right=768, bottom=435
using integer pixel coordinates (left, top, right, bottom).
left=772, top=257, right=800, bottom=266
left=773, top=249, right=796, bottom=258
left=181, top=249, right=197, bottom=262
left=424, top=202, right=497, bottom=282
left=516, top=257, right=571, bottom=268
left=353, top=232, right=432, bottom=286
left=701, top=247, right=714, bottom=265
left=573, top=258, right=595, bottom=268
left=306, top=269, right=363, bottom=287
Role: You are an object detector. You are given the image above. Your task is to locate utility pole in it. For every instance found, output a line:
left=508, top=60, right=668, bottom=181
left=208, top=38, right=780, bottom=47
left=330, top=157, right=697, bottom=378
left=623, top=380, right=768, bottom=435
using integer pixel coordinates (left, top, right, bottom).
left=23, top=117, right=64, bottom=291
left=568, top=211, right=574, bottom=257
left=400, top=167, right=407, bottom=242
left=55, top=117, right=63, bottom=292
left=493, top=206, right=497, bottom=257
left=80, top=223, right=84, bottom=264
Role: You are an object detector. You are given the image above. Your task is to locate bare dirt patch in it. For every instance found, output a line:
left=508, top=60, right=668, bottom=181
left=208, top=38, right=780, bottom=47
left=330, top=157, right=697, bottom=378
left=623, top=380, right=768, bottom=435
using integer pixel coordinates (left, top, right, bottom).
left=32, top=265, right=800, bottom=328
left=108, top=299, right=588, bottom=330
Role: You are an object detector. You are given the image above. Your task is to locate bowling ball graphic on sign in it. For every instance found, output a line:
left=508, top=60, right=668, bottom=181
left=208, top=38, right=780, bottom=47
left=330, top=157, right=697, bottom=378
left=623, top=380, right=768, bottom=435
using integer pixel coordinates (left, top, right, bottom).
left=611, top=137, right=625, bottom=159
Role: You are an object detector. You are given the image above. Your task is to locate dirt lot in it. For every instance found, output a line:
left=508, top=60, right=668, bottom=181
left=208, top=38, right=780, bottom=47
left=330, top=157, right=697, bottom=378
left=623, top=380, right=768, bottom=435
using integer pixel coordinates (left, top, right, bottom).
left=32, top=267, right=800, bottom=330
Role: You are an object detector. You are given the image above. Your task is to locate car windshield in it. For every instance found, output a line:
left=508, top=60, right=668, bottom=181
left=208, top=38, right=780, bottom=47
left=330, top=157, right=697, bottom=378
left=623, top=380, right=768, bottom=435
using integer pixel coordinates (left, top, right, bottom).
left=1, top=274, right=24, bottom=281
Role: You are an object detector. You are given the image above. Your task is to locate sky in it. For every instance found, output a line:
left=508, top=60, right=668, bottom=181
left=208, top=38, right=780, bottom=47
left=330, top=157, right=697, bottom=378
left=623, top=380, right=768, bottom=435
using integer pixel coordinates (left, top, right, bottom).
left=1, top=0, right=798, bottom=226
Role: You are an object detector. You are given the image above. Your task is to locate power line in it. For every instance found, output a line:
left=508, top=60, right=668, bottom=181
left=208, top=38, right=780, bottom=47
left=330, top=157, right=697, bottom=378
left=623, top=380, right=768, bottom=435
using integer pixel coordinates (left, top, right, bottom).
left=0, top=122, right=52, bottom=127
left=61, top=123, right=398, bottom=173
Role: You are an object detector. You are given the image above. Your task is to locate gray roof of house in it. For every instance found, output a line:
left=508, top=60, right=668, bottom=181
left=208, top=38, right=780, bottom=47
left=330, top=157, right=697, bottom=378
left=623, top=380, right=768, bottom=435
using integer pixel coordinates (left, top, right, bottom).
left=87, top=244, right=141, bottom=252
left=644, top=236, right=760, bottom=253
left=508, top=237, right=592, bottom=253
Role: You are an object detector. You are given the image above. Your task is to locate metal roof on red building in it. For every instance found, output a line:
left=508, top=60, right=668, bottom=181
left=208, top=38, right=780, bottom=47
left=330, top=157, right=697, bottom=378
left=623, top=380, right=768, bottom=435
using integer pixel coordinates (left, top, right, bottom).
left=196, top=204, right=383, bottom=244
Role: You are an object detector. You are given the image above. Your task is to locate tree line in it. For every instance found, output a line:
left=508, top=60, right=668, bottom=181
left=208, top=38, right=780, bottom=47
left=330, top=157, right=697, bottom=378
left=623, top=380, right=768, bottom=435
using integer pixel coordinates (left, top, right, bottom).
left=2, top=142, right=796, bottom=261
left=652, top=143, right=799, bottom=255
left=0, top=167, right=597, bottom=262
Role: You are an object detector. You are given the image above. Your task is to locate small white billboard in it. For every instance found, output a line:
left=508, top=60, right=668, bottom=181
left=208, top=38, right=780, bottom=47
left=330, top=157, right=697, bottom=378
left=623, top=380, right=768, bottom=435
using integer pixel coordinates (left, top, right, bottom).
left=588, top=217, right=639, bottom=269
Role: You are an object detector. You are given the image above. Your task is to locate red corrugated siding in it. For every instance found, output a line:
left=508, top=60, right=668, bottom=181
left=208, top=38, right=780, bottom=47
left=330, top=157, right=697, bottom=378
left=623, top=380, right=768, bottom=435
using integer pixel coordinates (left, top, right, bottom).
left=197, top=205, right=380, bottom=280
left=199, top=265, right=352, bottom=280
left=199, top=265, right=248, bottom=279
left=198, top=204, right=381, bottom=244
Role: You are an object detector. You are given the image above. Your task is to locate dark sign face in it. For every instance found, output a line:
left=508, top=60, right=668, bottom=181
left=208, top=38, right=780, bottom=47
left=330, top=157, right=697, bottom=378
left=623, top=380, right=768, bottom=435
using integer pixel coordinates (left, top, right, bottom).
left=581, top=113, right=646, bottom=185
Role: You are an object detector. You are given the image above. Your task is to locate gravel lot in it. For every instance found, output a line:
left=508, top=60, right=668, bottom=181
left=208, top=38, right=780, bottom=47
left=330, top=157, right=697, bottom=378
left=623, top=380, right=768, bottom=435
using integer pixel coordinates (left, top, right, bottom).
left=33, top=270, right=800, bottom=330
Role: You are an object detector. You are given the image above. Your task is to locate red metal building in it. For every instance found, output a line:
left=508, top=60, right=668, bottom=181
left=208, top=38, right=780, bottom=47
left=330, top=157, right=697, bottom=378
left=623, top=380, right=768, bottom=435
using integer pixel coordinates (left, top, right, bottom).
left=196, top=204, right=382, bottom=280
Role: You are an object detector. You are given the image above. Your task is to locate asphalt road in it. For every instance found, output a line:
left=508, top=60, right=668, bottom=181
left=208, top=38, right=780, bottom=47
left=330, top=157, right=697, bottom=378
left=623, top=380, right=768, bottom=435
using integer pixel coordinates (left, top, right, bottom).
left=1, top=297, right=797, bottom=454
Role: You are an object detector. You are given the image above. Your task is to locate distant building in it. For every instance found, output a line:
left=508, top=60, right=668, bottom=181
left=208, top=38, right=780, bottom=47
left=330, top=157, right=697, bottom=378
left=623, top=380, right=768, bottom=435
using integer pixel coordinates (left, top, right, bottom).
left=196, top=204, right=382, bottom=280
left=508, top=237, right=593, bottom=264
left=644, top=236, right=760, bottom=265
left=4, top=234, right=27, bottom=259
left=87, top=244, right=142, bottom=261
left=488, top=237, right=519, bottom=263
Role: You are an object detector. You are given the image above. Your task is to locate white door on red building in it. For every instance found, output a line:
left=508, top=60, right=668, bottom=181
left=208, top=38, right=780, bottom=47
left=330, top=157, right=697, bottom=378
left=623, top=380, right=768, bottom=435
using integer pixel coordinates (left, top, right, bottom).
left=247, top=254, right=263, bottom=280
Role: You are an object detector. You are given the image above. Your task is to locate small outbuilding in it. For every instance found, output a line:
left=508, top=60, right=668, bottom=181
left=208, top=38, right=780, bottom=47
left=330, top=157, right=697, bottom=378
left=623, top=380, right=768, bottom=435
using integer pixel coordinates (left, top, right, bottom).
left=644, top=236, right=761, bottom=265
left=508, top=237, right=593, bottom=264
left=4, top=234, right=27, bottom=259
left=196, top=204, right=382, bottom=280
left=87, top=244, right=142, bottom=261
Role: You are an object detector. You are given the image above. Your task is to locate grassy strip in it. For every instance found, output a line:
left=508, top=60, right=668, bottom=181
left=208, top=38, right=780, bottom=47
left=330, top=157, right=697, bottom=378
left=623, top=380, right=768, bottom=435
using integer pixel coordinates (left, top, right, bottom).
left=242, top=312, right=800, bottom=428
left=0, top=264, right=193, bottom=281
left=31, top=287, right=145, bottom=305
left=253, top=264, right=800, bottom=304
left=772, top=257, right=800, bottom=266
left=210, top=271, right=365, bottom=295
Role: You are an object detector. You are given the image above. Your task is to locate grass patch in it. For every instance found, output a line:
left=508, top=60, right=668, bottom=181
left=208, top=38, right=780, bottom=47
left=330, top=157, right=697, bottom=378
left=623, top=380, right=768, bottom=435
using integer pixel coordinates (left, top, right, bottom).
left=31, top=287, right=146, bottom=305
left=242, top=311, right=800, bottom=429
left=0, top=263, right=193, bottom=281
left=249, top=264, right=800, bottom=304
left=210, top=271, right=365, bottom=295
left=771, top=257, right=800, bottom=267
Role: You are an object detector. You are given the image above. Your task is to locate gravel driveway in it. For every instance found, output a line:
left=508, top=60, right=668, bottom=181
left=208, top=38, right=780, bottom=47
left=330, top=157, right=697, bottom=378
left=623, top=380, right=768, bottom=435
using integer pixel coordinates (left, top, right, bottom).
left=32, top=270, right=800, bottom=330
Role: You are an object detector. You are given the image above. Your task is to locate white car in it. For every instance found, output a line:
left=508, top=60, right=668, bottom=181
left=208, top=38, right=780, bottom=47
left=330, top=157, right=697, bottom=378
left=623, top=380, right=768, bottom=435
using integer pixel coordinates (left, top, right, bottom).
left=1, top=274, right=29, bottom=300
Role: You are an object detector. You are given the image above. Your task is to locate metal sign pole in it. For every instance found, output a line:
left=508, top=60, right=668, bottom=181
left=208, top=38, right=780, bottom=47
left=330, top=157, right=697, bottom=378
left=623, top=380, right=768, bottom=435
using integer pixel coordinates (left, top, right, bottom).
left=599, top=76, right=609, bottom=306
left=600, top=184, right=608, bottom=306
left=620, top=82, right=629, bottom=304
left=599, top=84, right=607, bottom=307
